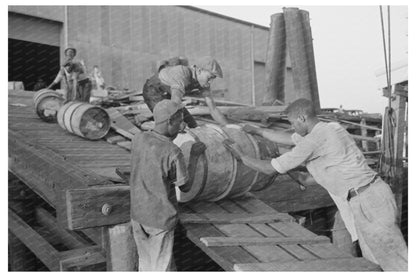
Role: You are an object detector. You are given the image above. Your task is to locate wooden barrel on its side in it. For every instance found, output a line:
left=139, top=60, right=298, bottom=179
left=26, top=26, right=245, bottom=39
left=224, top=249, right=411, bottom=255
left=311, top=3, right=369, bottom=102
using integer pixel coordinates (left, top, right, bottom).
left=173, top=124, right=280, bottom=203
left=57, top=101, right=110, bottom=140
left=33, top=89, right=65, bottom=122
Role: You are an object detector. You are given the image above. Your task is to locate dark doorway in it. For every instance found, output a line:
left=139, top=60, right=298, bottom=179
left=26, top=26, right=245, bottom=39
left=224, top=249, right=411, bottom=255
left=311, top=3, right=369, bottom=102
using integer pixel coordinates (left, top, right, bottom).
left=8, top=39, right=60, bottom=91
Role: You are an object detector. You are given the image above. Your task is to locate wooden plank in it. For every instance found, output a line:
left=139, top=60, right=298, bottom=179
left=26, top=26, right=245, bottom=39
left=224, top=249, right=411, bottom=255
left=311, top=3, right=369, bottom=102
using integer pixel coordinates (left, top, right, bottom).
left=106, top=107, right=141, bottom=139
left=201, top=236, right=329, bottom=247
left=233, top=196, right=319, bottom=262
left=8, top=209, right=60, bottom=271
left=59, top=246, right=106, bottom=271
left=35, top=207, right=90, bottom=249
left=301, top=243, right=352, bottom=260
left=9, top=130, right=113, bottom=228
left=189, top=200, right=298, bottom=264
left=65, top=186, right=130, bottom=230
left=234, top=257, right=381, bottom=271
left=180, top=212, right=293, bottom=224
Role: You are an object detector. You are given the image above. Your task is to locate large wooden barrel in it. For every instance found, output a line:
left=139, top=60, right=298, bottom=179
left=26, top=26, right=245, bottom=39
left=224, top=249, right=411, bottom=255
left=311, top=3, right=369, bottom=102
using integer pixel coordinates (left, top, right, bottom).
left=33, top=89, right=65, bottom=122
left=57, top=101, right=110, bottom=140
left=173, top=124, right=281, bottom=202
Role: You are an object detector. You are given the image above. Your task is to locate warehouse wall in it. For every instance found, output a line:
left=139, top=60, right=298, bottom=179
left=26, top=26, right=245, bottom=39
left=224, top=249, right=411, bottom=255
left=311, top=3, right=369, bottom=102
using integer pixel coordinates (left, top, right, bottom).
left=8, top=6, right=270, bottom=105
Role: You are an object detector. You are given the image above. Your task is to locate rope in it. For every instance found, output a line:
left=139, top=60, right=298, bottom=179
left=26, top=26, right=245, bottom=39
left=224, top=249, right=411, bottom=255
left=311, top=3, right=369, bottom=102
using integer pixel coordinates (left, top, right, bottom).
left=378, top=6, right=396, bottom=186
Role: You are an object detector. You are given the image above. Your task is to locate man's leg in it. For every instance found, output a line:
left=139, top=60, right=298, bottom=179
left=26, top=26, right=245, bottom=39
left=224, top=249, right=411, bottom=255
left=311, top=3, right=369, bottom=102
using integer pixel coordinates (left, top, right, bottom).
left=349, top=180, right=408, bottom=271
left=131, top=220, right=152, bottom=271
left=140, top=224, right=175, bottom=271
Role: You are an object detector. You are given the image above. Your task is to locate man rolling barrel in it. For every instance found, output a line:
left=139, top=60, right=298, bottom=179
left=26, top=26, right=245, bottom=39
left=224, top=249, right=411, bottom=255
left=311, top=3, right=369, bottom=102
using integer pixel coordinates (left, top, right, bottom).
left=130, top=99, right=206, bottom=271
left=47, top=47, right=92, bottom=103
left=142, top=56, right=228, bottom=128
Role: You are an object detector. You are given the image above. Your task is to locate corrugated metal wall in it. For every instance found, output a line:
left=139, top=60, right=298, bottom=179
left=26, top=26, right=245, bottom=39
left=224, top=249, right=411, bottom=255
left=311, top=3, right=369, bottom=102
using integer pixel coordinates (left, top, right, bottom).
left=8, top=6, right=270, bottom=105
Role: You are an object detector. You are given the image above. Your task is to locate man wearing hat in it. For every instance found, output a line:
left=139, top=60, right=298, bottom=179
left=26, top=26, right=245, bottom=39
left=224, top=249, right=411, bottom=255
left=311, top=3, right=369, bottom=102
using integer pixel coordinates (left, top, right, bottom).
left=47, top=47, right=91, bottom=103
left=130, top=99, right=206, bottom=271
left=142, top=56, right=228, bottom=128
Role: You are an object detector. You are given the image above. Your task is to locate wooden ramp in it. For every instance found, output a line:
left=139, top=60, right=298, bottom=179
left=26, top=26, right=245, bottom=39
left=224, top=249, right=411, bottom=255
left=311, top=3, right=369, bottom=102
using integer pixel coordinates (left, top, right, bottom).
left=180, top=195, right=379, bottom=271
left=8, top=90, right=380, bottom=271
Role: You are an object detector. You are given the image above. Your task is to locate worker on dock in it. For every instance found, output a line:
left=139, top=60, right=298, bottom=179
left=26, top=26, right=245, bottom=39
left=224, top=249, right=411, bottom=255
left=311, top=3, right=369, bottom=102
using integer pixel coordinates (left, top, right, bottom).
left=130, top=99, right=206, bottom=271
left=223, top=98, right=407, bottom=271
left=142, top=56, right=228, bottom=128
left=46, top=47, right=92, bottom=103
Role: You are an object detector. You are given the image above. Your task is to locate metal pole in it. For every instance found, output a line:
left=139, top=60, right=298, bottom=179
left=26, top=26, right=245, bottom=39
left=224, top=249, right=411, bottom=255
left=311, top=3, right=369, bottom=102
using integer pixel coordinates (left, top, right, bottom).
left=250, top=25, right=256, bottom=106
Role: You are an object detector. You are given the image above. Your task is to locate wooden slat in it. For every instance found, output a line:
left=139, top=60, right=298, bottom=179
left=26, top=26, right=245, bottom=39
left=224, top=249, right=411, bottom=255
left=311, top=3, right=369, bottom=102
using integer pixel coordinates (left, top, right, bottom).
left=59, top=246, right=106, bottom=271
left=65, top=186, right=130, bottom=230
left=8, top=209, right=60, bottom=271
left=301, top=243, right=352, bottom=260
left=234, top=257, right=381, bottom=271
left=189, top=200, right=298, bottom=264
left=236, top=196, right=319, bottom=262
left=180, top=212, right=292, bottom=224
left=35, top=207, right=90, bottom=249
left=200, top=236, right=329, bottom=247
left=106, top=107, right=141, bottom=139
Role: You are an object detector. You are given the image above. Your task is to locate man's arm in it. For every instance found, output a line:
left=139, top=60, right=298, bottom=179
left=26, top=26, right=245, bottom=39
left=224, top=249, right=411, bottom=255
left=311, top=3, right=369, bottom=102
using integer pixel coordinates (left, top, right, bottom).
left=178, top=141, right=207, bottom=192
left=243, top=124, right=294, bottom=146
left=204, top=94, right=228, bottom=126
left=47, top=68, right=64, bottom=89
left=223, top=139, right=277, bottom=175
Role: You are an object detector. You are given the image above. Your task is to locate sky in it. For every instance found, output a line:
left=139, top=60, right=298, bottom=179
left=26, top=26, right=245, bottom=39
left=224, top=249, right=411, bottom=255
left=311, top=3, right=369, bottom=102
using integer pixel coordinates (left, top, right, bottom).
left=196, top=5, right=408, bottom=114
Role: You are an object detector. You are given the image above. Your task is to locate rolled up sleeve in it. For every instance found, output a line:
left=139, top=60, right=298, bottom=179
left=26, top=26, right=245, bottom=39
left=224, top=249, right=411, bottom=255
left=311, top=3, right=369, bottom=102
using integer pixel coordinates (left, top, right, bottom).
left=271, top=136, right=317, bottom=173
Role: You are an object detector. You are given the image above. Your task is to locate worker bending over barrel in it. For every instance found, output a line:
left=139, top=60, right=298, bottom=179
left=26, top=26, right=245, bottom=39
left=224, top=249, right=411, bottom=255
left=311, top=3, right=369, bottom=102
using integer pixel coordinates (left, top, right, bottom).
left=130, top=99, right=206, bottom=271
left=47, top=47, right=92, bottom=103
left=223, top=98, right=407, bottom=271
left=142, top=56, right=228, bottom=128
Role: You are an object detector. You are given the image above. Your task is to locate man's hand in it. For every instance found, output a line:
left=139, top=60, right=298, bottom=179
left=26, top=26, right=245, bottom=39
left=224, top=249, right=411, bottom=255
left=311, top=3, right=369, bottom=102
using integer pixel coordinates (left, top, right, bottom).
left=222, top=139, right=243, bottom=162
left=190, top=141, right=207, bottom=156
left=242, top=124, right=261, bottom=136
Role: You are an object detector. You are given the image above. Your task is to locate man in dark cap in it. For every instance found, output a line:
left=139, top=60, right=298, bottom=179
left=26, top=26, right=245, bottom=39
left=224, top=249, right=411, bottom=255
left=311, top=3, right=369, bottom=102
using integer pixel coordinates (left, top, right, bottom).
left=130, top=99, right=206, bottom=271
left=47, top=47, right=92, bottom=102
left=142, top=56, right=228, bottom=128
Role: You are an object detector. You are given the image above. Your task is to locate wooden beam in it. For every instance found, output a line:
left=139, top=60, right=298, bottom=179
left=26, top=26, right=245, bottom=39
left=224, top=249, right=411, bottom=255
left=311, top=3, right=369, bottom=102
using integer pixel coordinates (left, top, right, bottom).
left=9, top=130, right=112, bottom=228
left=106, top=107, right=141, bottom=139
left=65, top=186, right=130, bottom=230
left=35, top=207, right=90, bottom=249
left=234, top=257, right=381, bottom=271
left=8, top=209, right=60, bottom=271
left=200, top=235, right=330, bottom=247
left=180, top=212, right=293, bottom=224
left=59, top=246, right=106, bottom=271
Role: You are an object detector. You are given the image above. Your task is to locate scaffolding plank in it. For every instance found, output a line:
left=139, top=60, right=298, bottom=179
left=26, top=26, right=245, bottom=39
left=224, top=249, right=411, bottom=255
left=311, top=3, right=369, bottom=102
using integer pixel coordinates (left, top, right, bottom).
left=234, top=257, right=381, bottom=271
left=200, top=236, right=329, bottom=247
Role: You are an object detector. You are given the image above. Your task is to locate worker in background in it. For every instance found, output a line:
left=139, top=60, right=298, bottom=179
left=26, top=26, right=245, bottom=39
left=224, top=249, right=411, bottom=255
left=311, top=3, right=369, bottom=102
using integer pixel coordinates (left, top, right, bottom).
left=130, top=99, right=206, bottom=271
left=33, top=77, right=47, bottom=91
left=223, top=98, right=407, bottom=271
left=46, top=47, right=91, bottom=103
left=142, top=56, right=228, bottom=128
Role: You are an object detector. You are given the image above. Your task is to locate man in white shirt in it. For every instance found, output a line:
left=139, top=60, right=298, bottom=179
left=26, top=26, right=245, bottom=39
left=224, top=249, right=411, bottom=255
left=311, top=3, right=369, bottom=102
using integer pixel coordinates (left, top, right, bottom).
left=223, top=98, right=407, bottom=271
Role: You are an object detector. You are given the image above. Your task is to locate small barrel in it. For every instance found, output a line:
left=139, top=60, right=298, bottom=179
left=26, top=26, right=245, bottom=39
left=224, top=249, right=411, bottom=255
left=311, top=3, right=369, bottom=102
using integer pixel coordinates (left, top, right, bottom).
left=57, top=101, right=110, bottom=140
left=33, top=89, right=65, bottom=122
left=173, top=124, right=280, bottom=203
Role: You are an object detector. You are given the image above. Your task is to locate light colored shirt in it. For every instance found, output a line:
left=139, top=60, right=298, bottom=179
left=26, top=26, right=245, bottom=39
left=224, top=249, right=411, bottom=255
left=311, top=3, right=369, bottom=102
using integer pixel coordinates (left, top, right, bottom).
left=271, top=121, right=377, bottom=198
left=158, top=65, right=193, bottom=102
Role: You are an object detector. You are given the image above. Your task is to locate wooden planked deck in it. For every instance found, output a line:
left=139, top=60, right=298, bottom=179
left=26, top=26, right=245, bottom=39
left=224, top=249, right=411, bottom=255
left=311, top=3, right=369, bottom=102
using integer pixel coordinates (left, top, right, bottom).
left=8, top=90, right=380, bottom=271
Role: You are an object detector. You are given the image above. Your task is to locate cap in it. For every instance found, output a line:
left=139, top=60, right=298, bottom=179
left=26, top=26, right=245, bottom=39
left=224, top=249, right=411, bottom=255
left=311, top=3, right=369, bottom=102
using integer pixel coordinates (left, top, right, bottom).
left=64, top=47, right=77, bottom=56
left=195, top=57, right=223, bottom=78
left=153, top=100, right=184, bottom=125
